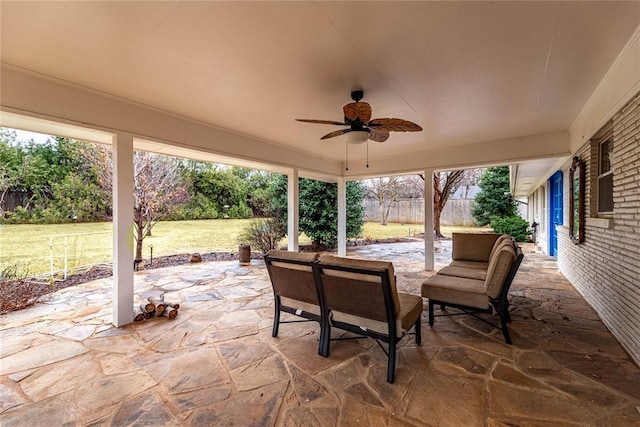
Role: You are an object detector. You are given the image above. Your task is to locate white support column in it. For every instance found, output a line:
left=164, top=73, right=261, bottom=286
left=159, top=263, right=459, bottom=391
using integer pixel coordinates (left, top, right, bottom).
left=112, top=133, right=135, bottom=327
left=424, top=170, right=435, bottom=271
left=337, top=178, right=347, bottom=257
left=287, top=169, right=299, bottom=251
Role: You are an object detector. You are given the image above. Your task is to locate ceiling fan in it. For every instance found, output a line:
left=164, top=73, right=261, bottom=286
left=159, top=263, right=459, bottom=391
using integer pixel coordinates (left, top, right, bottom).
left=296, top=90, right=422, bottom=143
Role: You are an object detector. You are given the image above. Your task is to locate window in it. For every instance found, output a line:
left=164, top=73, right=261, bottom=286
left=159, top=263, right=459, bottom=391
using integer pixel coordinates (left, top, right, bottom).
left=597, top=134, right=614, bottom=213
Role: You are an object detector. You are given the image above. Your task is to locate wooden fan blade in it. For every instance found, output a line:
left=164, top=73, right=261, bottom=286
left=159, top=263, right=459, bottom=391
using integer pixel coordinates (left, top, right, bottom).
left=320, top=128, right=351, bottom=140
left=369, top=118, right=422, bottom=132
left=343, top=102, right=372, bottom=123
left=296, top=119, right=346, bottom=126
left=368, top=127, right=390, bottom=142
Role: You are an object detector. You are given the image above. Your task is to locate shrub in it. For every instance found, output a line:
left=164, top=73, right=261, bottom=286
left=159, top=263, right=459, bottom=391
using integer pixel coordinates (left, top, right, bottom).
left=228, top=204, right=252, bottom=219
left=167, top=193, right=219, bottom=220
left=269, top=175, right=365, bottom=249
left=6, top=206, right=32, bottom=223
left=239, top=218, right=286, bottom=253
left=490, top=216, right=530, bottom=242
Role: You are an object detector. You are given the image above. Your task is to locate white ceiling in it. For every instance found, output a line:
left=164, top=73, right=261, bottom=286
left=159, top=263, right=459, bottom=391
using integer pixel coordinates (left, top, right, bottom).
left=1, top=1, right=639, bottom=191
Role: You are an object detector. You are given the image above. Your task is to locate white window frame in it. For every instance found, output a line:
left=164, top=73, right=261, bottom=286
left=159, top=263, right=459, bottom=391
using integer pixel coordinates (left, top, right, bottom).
left=596, top=133, right=614, bottom=215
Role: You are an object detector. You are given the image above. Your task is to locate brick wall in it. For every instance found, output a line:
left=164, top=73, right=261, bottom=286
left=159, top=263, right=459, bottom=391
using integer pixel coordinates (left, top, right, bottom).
left=557, top=92, right=640, bottom=365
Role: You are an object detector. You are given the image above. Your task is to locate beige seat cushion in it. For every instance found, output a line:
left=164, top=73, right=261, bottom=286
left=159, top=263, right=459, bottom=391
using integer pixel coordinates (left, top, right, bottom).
left=330, top=292, right=422, bottom=338
left=484, top=244, right=516, bottom=299
left=437, top=265, right=487, bottom=281
left=449, top=260, right=489, bottom=270
left=398, top=292, right=423, bottom=332
left=421, top=274, right=489, bottom=310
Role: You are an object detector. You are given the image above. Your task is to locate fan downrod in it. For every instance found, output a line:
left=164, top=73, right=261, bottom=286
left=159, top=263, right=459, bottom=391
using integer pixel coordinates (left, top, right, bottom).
left=351, top=90, right=364, bottom=102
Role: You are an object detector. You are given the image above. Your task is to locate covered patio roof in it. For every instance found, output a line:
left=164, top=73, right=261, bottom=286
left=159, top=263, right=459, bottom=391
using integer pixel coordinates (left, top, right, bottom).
left=2, top=2, right=638, bottom=182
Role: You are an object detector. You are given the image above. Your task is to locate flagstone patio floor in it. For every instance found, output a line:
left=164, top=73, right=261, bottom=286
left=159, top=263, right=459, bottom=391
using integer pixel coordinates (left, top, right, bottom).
left=1, top=241, right=639, bottom=426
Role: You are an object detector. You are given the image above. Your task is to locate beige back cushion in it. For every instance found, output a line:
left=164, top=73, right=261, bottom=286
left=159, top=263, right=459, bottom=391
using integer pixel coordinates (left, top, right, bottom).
left=268, top=250, right=318, bottom=272
left=488, top=239, right=514, bottom=266
left=452, top=233, right=500, bottom=262
left=484, top=245, right=516, bottom=298
left=489, top=234, right=512, bottom=261
left=268, top=250, right=318, bottom=263
left=318, top=254, right=400, bottom=315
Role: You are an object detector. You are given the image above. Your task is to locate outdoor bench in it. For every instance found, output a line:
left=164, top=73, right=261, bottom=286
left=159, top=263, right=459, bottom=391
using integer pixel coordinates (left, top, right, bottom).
left=421, top=233, right=524, bottom=344
left=264, top=251, right=422, bottom=383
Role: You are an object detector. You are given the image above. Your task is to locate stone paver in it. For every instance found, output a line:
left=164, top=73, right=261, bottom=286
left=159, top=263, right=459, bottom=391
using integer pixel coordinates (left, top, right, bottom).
left=1, top=241, right=640, bottom=425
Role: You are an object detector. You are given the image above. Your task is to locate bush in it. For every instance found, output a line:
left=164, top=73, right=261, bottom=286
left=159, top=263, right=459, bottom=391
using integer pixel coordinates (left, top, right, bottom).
left=490, top=216, right=530, bottom=242
left=239, top=218, right=286, bottom=254
left=166, top=193, right=219, bottom=220
left=228, top=204, right=252, bottom=219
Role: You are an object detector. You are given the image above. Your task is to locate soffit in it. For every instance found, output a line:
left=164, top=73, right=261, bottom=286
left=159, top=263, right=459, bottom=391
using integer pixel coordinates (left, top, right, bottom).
left=512, top=157, right=567, bottom=198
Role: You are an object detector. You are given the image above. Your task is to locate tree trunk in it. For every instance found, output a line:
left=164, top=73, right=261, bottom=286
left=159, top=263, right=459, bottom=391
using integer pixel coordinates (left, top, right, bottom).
left=433, top=173, right=443, bottom=238
left=383, top=199, right=395, bottom=225
left=134, top=208, right=144, bottom=264
left=433, top=205, right=444, bottom=238
left=431, top=170, right=464, bottom=238
left=379, top=201, right=386, bottom=225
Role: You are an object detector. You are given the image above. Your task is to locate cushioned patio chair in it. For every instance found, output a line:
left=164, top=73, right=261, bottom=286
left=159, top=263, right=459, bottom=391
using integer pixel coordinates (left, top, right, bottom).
left=437, top=234, right=513, bottom=281
left=316, top=255, right=423, bottom=383
left=421, top=241, right=524, bottom=344
left=264, top=250, right=324, bottom=355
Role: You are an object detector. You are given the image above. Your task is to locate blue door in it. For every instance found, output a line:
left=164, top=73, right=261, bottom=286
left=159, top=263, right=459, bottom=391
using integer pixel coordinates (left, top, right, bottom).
left=549, top=171, right=563, bottom=257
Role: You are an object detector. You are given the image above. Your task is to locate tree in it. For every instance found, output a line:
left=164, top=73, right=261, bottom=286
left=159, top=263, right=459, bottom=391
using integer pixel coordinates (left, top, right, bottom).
left=0, top=130, right=22, bottom=217
left=241, top=169, right=275, bottom=217
left=132, top=152, right=189, bottom=262
left=414, top=170, right=466, bottom=238
left=270, top=175, right=366, bottom=248
left=457, top=168, right=482, bottom=198
left=472, top=166, right=517, bottom=226
left=431, top=170, right=465, bottom=238
left=365, top=171, right=472, bottom=237
left=85, top=145, right=189, bottom=264
left=182, top=163, right=252, bottom=219
left=364, top=177, right=405, bottom=225
left=1, top=132, right=109, bottom=222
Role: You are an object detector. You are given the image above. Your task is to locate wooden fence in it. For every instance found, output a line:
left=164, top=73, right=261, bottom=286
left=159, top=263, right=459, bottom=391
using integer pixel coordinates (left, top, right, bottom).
left=363, top=199, right=476, bottom=225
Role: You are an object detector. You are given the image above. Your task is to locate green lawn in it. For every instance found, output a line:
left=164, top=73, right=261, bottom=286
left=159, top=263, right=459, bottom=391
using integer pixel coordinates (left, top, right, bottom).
left=360, top=222, right=490, bottom=240
left=0, top=219, right=486, bottom=276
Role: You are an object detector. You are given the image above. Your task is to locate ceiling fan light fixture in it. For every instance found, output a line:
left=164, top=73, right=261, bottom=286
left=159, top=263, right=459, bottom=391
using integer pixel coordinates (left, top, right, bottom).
left=346, top=130, right=368, bottom=144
